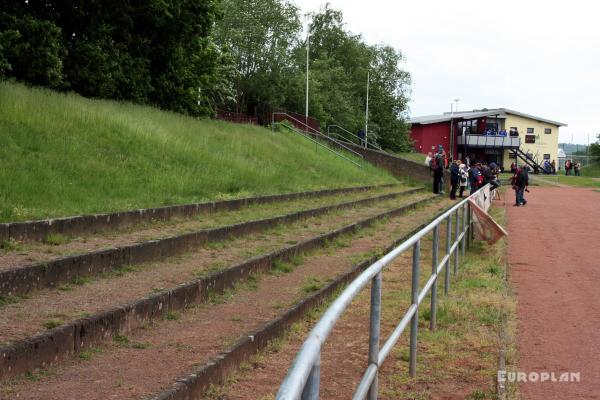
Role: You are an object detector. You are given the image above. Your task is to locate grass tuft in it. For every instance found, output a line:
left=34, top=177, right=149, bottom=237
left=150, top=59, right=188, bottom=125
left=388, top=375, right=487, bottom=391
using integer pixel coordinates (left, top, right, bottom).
left=43, top=233, right=69, bottom=246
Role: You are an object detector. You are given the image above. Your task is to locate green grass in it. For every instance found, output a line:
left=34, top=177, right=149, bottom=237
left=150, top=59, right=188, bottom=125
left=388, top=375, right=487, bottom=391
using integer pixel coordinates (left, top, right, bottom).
left=43, top=233, right=69, bottom=246
left=396, top=152, right=428, bottom=164
left=300, top=276, right=324, bottom=294
left=0, top=81, right=396, bottom=222
left=534, top=174, right=600, bottom=188
left=581, top=163, right=600, bottom=177
left=42, top=319, right=63, bottom=330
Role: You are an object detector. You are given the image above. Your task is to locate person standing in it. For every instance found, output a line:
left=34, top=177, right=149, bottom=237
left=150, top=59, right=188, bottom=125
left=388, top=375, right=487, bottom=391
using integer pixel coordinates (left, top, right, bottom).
left=357, top=129, right=366, bottom=147
left=511, top=164, right=529, bottom=206
left=468, top=164, right=482, bottom=195
left=551, top=159, right=556, bottom=175
left=424, top=152, right=433, bottom=167
left=449, top=160, right=460, bottom=199
left=575, top=162, right=581, bottom=176
left=459, top=163, right=469, bottom=197
left=432, top=151, right=444, bottom=194
left=565, top=159, right=572, bottom=176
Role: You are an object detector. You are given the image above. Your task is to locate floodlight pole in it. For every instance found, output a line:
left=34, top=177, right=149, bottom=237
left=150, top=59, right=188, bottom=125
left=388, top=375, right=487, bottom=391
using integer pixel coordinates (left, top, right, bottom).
left=449, top=99, right=459, bottom=161
left=365, top=70, right=370, bottom=149
left=305, top=18, right=310, bottom=130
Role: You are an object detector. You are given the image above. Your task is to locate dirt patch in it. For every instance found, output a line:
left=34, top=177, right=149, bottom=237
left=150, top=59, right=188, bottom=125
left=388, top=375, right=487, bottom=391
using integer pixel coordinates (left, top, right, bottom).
left=0, top=186, right=404, bottom=270
left=0, top=200, right=449, bottom=399
left=507, top=187, right=600, bottom=399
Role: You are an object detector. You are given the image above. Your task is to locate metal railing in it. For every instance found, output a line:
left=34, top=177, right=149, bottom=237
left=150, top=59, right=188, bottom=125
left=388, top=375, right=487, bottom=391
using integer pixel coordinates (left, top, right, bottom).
left=272, top=112, right=365, bottom=162
left=326, top=125, right=387, bottom=153
left=272, top=121, right=363, bottom=168
left=276, top=187, right=491, bottom=400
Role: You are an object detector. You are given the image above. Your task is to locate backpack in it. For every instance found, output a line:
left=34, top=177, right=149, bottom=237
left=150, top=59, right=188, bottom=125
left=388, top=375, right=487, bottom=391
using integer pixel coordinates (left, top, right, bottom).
left=476, top=174, right=484, bottom=187
left=429, top=156, right=438, bottom=171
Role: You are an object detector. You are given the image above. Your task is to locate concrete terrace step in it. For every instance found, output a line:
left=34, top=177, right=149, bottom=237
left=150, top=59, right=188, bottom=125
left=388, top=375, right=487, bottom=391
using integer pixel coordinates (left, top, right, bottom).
left=0, top=198, right=449, bottom=399
left=0, top=188, right=422, bottom=297
left=0, top=184, right=398, bottom=243
left=0, top=194, right=438, bottom=381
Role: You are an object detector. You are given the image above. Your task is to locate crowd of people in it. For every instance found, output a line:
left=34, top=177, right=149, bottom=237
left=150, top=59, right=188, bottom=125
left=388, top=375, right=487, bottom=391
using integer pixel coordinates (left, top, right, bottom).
left=564, top=159, right=582, bottom=176
left=426, top=147, right=530, bottom=207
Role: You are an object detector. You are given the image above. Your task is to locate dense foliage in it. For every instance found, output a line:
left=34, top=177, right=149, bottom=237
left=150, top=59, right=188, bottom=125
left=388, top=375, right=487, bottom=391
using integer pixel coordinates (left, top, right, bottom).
left=590, top=134, right=600, bottom=162
left=0, top=1, right=412, bottom=150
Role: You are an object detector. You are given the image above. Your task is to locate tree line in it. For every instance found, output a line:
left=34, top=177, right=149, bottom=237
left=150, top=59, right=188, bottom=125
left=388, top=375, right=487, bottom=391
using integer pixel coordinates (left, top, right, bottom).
left=0, top=0, right=412, bottom=150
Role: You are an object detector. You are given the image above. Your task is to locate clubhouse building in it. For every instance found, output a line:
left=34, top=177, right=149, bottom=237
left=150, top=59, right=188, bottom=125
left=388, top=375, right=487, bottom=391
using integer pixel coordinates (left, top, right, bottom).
left=409, top=108, right=567, bottom=170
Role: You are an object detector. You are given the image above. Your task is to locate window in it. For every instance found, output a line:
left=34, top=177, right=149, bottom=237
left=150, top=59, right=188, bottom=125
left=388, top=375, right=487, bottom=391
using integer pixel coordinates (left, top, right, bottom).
left=525, top=135, right=536, bottom=144
left=508, top=152, right=517, bottom=159
left=544, top=128, right=552, bottom=134
left=527, top=128, right=534, bottom=134
left=509, top=127, right=519, bottom=136
left=543, top=154, right=551, bottom=159
left=457, top=119, right=478, bottom=134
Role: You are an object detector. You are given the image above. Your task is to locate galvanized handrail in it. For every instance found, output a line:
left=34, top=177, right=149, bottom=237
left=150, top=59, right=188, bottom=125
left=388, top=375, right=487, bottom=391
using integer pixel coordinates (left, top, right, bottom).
left=276, top=186, right=492, bottom=400
left=272, top=112, right=364, bottom=161
left=327, top=125, right=386, bottom=153
left=273, top=122, right=363, bottom=168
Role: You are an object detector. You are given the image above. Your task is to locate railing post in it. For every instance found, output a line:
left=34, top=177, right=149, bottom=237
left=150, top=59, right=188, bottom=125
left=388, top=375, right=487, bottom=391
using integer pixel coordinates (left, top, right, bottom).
left=430, top=226, right=439, bottom=331
left=469, top=201, right=474, bottom=245
left=444, top=216, right=451, bottom=295
left=302, top=355, right=321, bottom=400
left=368, top=272, right=382, bottom=400
left=409, top=240, right=420, bottom=377
left=454, top=209, right=460, bottom=275
left=461, top=203, right=467, bottom=257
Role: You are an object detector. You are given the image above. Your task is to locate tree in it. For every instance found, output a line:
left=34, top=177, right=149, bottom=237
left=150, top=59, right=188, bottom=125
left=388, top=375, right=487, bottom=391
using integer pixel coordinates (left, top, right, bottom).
left=213, top=0, right=302, bottom=121
left=0, top=9, right=66, bottom=89
left=0, top=0, right=229, bottom=116
left=298, top=5, right=412, bottom=151
left=589, top=134, right=600, bottom=162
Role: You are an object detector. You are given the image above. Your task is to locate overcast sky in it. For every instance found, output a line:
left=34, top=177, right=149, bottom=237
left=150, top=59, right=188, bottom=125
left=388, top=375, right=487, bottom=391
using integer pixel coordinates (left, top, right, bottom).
left=295, top=0, right=599, bottom=145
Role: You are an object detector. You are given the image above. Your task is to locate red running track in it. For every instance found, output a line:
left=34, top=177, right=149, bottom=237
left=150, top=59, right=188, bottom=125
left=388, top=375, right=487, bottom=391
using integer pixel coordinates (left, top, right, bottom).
left=507, top=186, right=600, bottom=399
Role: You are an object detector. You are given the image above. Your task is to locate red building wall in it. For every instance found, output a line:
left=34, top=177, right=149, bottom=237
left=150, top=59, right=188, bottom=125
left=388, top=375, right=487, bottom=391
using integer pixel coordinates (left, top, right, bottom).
left=410, top=122, right=454, bottom=155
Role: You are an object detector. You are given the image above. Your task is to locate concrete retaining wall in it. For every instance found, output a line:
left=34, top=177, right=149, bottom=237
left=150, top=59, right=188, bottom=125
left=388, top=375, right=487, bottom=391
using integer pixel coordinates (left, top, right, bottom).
left=346, top=144, right=451, bottom=192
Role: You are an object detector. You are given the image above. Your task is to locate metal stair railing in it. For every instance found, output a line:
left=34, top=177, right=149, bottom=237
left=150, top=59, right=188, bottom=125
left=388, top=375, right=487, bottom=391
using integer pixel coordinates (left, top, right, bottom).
left=272, top=112, right=365, bottom=162
left=272, top=120, right=363, bottom=168
left=327, top=125, right=387, bottom=154
left=512, top=148, right=544, bottom=173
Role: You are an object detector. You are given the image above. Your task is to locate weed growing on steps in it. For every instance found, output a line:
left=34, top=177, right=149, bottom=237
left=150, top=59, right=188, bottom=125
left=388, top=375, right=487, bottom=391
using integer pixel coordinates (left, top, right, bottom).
left=0, top=295, right=20, bottom=307
left=0, top=239, right=24, bottom=252
left=43, top=233, right=70, bottom=246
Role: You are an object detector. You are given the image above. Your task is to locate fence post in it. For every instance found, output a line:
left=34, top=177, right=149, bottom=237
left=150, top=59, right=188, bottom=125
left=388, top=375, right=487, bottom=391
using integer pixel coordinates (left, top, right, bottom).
left=469, top=201, right=474, bottom=244
left=454, top=209, right=460, bottom=275
left=409, top=240, right=421, bottom=377
left=461, top=203, right=467, bottom=258
left=368, top=272, right=382, bottom=400
left=444, top=215, right=451, bottom=295
left=430, top=226, right=439, bottom=331
left=302, top=355, right=321, bottom=400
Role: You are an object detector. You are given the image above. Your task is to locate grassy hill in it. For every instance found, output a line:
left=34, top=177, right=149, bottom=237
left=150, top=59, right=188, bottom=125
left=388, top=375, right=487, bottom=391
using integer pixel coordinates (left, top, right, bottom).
left=0, top=82, right=397, bottom=222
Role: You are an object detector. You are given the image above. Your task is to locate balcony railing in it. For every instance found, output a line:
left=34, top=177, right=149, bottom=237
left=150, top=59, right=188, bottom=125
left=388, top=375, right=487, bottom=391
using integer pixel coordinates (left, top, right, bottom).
left=457, top=134, right=520, bottom=149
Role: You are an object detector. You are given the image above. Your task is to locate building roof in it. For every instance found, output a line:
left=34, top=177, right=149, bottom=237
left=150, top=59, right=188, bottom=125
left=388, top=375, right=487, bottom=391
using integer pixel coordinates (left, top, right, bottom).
left=409, top=108, right=567, bottom=127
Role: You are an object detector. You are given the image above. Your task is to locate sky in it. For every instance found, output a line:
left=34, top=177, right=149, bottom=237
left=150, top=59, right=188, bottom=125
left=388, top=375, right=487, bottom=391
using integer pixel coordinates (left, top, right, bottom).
left=295, top=0, right=600, bottom=145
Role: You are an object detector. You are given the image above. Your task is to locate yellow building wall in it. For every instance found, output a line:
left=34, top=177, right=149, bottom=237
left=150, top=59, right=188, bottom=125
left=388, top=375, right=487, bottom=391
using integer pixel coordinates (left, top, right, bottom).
left=502, top=114, right=560, bottom=167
